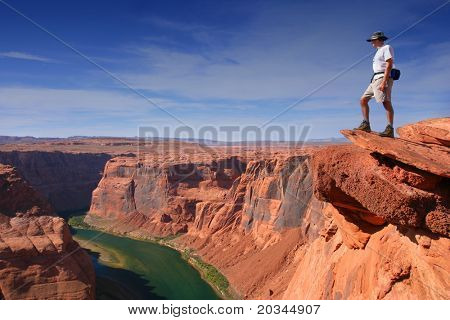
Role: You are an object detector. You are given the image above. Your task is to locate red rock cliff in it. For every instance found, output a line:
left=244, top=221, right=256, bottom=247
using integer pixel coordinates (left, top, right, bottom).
left=86, top=118, right=449, bottom=299
left=0, top=164, right=95, bottom=299
left=0, top=151, right=111, bottom=212
left=86, top=155, right=248, bottom=236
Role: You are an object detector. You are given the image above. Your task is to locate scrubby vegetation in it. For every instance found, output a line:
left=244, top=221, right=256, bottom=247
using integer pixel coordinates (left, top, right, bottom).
left=181, top=248, right=234, bottom=299
left=68, top=215, right=92, bottom=229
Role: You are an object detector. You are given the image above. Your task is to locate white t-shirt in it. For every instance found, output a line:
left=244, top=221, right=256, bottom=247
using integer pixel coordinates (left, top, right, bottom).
left=372, top=44, right=395, bottom=80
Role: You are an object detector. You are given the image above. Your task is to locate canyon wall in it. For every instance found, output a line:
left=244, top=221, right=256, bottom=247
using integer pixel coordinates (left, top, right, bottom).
left=0, top=164, right=95, bottom=299
left=0, top=151, right=111, bottom=212
left=85, top=118, right=449, bottom=299
left=86, top=155, right=248, bottom=237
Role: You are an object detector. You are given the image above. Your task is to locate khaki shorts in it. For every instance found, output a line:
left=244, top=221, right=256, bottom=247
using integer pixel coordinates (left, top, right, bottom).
left=361, top=77, right=393, bottom=103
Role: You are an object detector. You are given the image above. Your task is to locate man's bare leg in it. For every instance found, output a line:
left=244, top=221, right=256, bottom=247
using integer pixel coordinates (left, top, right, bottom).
left=360, top=97, right=370, bottom=122
left=354, top=97, right=372, bottom=131
left=382, top=100, right=394, bottom=125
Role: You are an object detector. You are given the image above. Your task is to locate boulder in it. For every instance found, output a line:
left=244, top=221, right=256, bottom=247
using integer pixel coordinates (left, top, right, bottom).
left=312, top=145, right=448, bottom=236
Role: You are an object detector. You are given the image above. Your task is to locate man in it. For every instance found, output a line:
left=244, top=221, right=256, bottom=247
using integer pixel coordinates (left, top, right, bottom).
left=355, top=31, right=395, bottom=137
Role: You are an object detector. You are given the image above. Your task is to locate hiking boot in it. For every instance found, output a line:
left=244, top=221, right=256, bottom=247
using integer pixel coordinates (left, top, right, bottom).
left=379, top=124, right=394, bottom=138
left=354, top=120, right=371, bottom=132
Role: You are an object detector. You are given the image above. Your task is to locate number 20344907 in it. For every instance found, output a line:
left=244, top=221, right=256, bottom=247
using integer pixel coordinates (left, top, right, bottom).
left=256, top=304, right=320, bottom=315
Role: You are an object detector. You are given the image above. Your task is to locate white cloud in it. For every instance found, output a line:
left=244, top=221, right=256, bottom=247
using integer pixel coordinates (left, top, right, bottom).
left=0, top=87, right=259, bottom=114
left=0, top=87, right=145, bottom=114
left=396, top=41, right=450, bottom=93
left=0, top=51, right=57, bottom=63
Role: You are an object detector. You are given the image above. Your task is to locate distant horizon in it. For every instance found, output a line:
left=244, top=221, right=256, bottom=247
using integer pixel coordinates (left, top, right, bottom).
left=0, top=133, right=347, bottom=143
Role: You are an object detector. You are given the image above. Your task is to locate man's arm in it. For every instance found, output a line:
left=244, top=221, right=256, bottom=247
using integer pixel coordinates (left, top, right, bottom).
left=379, top=58, right=393, bottom=91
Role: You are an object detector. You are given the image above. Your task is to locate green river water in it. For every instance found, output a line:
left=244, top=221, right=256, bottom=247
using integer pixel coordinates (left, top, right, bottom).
left=72, top=228, right=220, bottom=300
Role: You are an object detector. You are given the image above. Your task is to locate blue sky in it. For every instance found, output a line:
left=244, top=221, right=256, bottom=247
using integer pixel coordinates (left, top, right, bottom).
left=0, top=0, right=449, bottom=140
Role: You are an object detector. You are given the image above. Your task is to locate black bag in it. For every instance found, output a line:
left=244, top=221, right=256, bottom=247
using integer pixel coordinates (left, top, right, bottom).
left=370, top=68, right=401, bottom=82
left=390, top=68, right=401, bottom=80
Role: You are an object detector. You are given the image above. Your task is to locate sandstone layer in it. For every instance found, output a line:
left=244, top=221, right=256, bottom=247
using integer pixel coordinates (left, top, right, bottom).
left=0, top=164, right=95, bottom=299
